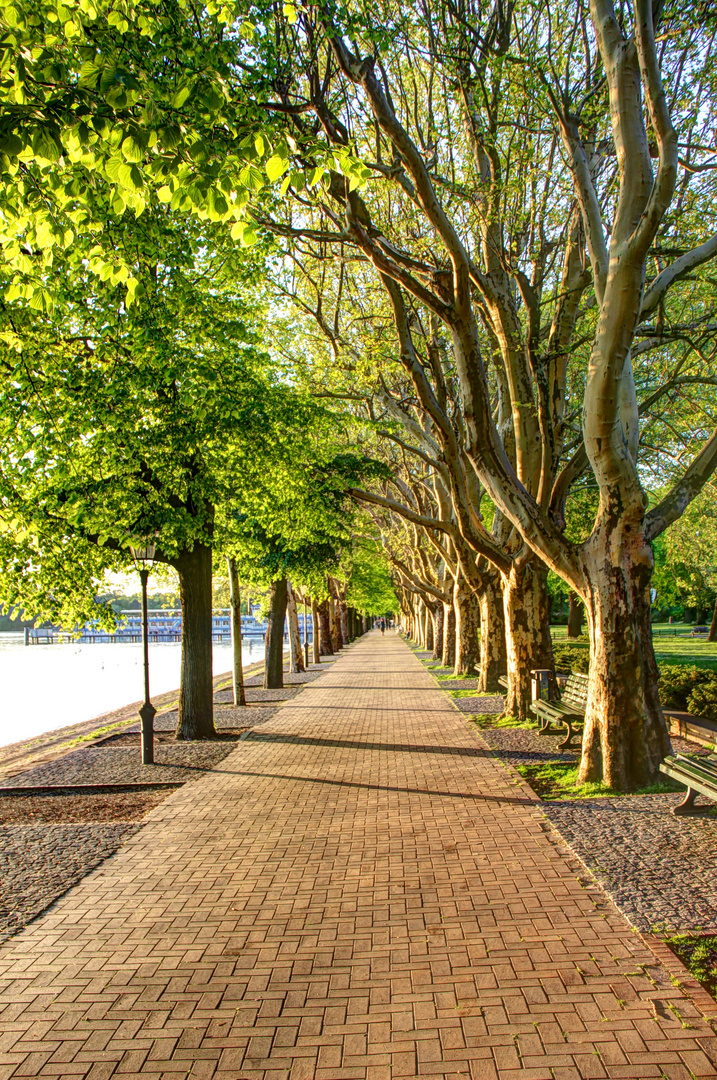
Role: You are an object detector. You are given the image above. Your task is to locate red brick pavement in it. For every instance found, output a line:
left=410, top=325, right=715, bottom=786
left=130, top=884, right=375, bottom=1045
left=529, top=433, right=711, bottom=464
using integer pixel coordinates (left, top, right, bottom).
left=0, top=633, right=715, bottom=1080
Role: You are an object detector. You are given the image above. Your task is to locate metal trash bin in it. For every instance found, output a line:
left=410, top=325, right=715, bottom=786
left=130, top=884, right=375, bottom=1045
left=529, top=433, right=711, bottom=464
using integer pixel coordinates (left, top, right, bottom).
left=531, top=668, right=554, bottom=702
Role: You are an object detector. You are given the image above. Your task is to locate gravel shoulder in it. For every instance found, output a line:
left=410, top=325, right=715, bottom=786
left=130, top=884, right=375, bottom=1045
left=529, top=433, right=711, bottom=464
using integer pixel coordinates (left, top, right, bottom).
left=417, top=648, right=717, bottom=937
left=0, top=823, right=143, bottom=942
left=0, top=658, right=327, bottom=944
left=0, top=789, right=170, bottom=823
left=4, top=742, right=242, bottom=787
left=543, top=795, right=717, bottom=933
left=475, top=716, right=717, bottom=934
left=452, top=694, right=504, bottom=715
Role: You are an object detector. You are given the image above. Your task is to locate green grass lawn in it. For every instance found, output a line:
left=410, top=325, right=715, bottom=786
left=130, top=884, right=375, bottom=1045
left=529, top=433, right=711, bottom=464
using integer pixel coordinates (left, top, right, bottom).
left=411, top=626, right=717, bottom=671
left=663, top=934, right=717, bottom=996
left=653, top=637, right=717, bottom=671
left=551, top=623, right=717, bottom=671
left=470, top=714, right=536, bottom=730
left=513, top=759, right=687, bottom=800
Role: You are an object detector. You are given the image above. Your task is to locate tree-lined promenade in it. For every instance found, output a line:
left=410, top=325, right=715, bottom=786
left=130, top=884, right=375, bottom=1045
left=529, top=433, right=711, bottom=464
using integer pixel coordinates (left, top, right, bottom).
left=1, top=633, right=716, bottom=1080
left=0, top=0, right=717, bottom=796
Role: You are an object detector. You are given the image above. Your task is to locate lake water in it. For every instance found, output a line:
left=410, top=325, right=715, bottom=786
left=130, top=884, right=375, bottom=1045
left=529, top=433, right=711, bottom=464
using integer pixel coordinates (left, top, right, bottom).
left=0, top=633, right=266, bottom=748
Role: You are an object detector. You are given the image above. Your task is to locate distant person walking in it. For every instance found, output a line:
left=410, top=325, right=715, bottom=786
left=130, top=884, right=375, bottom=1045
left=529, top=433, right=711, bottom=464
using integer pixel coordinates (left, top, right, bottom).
left=379, top=618, right=385, bottom=635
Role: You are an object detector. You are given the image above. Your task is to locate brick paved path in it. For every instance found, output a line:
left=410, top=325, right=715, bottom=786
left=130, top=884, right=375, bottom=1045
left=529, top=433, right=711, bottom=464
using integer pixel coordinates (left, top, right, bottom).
left=1, top=634, right=716, bottom=1080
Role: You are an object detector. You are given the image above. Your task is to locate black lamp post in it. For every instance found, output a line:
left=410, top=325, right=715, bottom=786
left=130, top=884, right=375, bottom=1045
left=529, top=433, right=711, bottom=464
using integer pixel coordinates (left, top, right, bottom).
left=130, top=542, right=156, bottom=765
left=303, top=598, right=310, bottom=668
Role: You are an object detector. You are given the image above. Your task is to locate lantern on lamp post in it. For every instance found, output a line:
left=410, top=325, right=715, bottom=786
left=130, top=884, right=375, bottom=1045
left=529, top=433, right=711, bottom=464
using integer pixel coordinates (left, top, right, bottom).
left=130, top=541, right=156, bottom=765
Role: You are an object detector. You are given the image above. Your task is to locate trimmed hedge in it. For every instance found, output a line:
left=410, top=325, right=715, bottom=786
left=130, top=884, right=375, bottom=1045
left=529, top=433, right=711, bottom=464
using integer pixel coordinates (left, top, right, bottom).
left=657, top=665, right=717, bottom=721
left=552, top=644, right=590, bottom=674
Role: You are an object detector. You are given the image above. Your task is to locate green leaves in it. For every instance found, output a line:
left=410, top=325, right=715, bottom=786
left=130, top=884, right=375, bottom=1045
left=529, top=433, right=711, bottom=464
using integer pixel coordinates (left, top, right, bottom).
left=0, top=130, right=23, bottom=157
left=230, top=220, right=258, bottom=246
left=172, top=83, right=193, bottom=109
left=333, top=150, right=372, bottom=191
left=31, top=125, right=62, bottom=163
left=265, top=154, right=288, bottom=183
left=120, top=133, right=146, bottom=163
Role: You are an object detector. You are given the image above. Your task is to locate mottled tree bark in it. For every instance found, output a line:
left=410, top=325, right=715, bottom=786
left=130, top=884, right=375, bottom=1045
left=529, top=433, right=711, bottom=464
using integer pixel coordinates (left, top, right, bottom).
left=173, top=543, right=215, bottom=739
left=478, top=572, right=507, bottom=693
left=286, top=581, right=306, bottom=673
left=502, top=558, right=554, bottom=721
left=317, top=598, right=334, bottom=655
left=264, top=578, right=287, bottom=690
left=454, top=578, right=481, bottom=677
left=425, top=603, right=435, bottom=652
left=441, top=600, right=456, bottom=667
left=329, top=591, right=341, bottom=650
left=432, top=605, right=444, bottom=661
left=578, top=529, right=672, bottom=789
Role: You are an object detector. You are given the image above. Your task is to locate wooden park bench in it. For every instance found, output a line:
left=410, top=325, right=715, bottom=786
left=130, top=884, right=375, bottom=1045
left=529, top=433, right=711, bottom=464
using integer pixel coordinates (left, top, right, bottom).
left=659, top=753, right=717, bottom=815
left=529, top=671, right=589, bottom=750
left=664, top=709, right=717, bottom=751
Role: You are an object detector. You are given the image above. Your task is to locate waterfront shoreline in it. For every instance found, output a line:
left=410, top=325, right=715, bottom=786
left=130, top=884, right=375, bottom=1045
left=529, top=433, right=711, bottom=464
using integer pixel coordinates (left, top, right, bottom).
left=0, top=657, right=267, bottom=782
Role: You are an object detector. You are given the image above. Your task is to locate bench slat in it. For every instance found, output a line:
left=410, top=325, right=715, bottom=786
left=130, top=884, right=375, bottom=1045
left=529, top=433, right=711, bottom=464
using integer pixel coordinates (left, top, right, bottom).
left=671, top=755, right=717, bottom=783
left=659, top=761, right=717, bottom=804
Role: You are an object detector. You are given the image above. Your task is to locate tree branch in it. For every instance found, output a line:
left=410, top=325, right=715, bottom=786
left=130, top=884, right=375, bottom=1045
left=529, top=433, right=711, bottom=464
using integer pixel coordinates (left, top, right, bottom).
left=641, top=231, right=717, bottom=317
left=645, top=429, right=717, bottom=540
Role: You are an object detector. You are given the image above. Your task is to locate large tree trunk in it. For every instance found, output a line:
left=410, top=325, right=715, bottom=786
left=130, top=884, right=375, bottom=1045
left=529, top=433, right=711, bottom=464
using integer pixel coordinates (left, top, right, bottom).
left=432, top=605, right=444, bottom=661
left=286, top=581, right=306, bottom=673
left=454, top=577, right=481, bottom=677
left=441, top=600, right=456, bottom=667
left=264, top=578, right=288, bottom=690
left=502, top=557, right=554, bottom=721
left=173, top=543, right=215, bottom=739
left=311, top=597, right=321, bottom=663
left=579, top=534, right=672, bottom=790
left=317, top=598, right=334, bottom=655
left=425, top=604, right=434, bottom=652
left=227, top=556, right=245, bottom=707
left=478, top=573, right=507, bottom=693
left=709, top=595, right=717, bottom=643
left=329, top=591, right=341, bottom=651
left=567, top=591, right=584, bottom=638
left=339, top=600, right=349, bottom=646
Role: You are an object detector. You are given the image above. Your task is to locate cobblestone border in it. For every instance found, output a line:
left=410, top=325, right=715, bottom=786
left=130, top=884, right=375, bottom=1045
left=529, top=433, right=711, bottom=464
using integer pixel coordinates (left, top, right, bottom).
left=642, top=932, right=717, bottom=1025
left=456, top=698, right=717, bottom=1020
